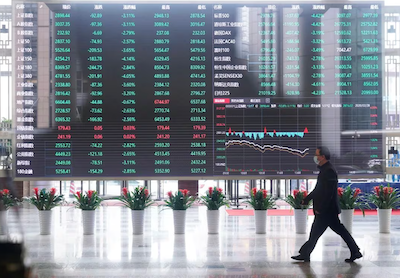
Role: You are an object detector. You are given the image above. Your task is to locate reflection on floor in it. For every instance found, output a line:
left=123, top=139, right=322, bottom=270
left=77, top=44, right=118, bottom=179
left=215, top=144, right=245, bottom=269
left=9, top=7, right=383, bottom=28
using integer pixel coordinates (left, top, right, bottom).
left=2, top=206, right=400, bottom=278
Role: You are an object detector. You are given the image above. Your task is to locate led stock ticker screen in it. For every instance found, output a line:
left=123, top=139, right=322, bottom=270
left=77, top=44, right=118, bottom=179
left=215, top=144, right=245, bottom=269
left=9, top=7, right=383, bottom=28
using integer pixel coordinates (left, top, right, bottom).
left=14, top=2, right=383, bottom=178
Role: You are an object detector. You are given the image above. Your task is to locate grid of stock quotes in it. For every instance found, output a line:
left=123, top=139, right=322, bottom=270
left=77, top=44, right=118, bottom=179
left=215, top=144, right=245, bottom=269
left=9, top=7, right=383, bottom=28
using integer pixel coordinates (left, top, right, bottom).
left=14, top=2, right=383, bottom=179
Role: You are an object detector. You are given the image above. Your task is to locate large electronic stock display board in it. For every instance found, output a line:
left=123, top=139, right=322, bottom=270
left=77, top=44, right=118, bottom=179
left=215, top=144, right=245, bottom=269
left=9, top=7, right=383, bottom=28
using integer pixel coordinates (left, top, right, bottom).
left=13, top=1, right=384, bottom=179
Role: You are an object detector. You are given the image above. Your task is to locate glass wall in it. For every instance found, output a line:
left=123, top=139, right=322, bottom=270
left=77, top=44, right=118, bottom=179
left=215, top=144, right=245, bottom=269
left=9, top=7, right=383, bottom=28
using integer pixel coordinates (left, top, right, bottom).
left=102, top=180, right=122, bottom=196
left=61, top=180, right=97, bottom=200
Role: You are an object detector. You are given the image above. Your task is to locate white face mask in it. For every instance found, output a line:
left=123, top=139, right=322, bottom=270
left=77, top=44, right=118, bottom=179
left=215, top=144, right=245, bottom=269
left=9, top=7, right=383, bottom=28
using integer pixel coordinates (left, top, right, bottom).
left=313, top=156, right=319, bottom=165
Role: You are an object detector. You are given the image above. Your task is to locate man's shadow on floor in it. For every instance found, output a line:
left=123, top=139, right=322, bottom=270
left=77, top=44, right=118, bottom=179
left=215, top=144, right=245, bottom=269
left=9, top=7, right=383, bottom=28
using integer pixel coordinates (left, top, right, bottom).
left=294, top=260, right=362, bottom=278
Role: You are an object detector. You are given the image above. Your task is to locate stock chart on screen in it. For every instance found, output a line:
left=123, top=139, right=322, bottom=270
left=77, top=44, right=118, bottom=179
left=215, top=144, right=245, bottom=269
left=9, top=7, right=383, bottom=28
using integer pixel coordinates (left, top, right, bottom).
left=13, top=1, right=383, bottom=179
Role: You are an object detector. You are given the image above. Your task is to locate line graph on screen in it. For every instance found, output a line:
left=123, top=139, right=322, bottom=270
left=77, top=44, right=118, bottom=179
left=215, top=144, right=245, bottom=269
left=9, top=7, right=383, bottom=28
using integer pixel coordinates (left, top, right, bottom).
left=225, top=140, right=309, bottom=157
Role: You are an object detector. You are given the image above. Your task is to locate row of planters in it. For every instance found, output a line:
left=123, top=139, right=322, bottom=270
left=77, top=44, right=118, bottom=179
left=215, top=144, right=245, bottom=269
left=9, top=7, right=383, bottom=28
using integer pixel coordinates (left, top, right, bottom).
left=285, top=184, right=400, bottom=234
left=337, top=184, right=400, bottom=233
left=0, top=184, right=399, bottom=235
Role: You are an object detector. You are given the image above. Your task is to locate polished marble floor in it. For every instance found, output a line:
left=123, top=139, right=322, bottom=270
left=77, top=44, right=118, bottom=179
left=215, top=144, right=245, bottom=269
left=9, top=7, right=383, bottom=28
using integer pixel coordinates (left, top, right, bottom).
left=2, top=205, right=400, bottom=278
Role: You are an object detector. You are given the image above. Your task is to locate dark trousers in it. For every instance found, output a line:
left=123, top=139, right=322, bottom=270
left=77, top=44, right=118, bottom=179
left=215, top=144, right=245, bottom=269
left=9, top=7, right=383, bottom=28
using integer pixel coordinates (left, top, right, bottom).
left=299, top=213, right=359, bottom=256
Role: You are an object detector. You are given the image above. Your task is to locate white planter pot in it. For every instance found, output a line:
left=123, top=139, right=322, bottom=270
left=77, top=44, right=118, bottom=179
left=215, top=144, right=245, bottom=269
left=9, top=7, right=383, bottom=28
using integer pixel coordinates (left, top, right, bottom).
left=131, top=210, right=145, bottom=235
left=82, top=210, right=96, bottom=235
left=39, top=210, right=53, bottom=235
left=294, top=209, right=308, bottom=234
left=207, top=210, right=220, bottom=234
left=173, top=210, right=186, bottom=234
left=254, top=210, right=267, bottom=234
left=340, top=209, right=354, bottom=234
left=378, top=208, right=392, bottom=233
left=0, top=210, right=8, bottom=235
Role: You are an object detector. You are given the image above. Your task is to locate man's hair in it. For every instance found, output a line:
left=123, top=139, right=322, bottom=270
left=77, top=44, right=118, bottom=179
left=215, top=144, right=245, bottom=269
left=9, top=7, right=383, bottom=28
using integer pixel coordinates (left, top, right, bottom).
left=317, top=146, right=331, bottom=160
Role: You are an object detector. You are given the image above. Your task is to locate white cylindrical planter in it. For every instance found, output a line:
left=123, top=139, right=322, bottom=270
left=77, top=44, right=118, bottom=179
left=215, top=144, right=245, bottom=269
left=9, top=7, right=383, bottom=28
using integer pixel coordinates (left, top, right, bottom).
left=173, top=210, right=186, bottom=234
left=131, top=210, right=145, bottom=235
left=207, top=210, right=220, bottom=234
left=340, top=209, right=354, bottom=234
left=0, top=210, right=8, bottom=235
left=39, top=210, right=53, bottom=235
left=82, top=210, right=96, bottom=235
left=294, top=209, right=308, bottom=234
left=378, top=208, right=392, bottom=233
left=254, top=210, right=267, bottom=234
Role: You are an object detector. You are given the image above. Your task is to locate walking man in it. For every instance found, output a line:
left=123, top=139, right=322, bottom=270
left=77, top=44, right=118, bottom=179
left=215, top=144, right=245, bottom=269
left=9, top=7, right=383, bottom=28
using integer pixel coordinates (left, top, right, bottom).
left=291, top=146, right=362, bottom=263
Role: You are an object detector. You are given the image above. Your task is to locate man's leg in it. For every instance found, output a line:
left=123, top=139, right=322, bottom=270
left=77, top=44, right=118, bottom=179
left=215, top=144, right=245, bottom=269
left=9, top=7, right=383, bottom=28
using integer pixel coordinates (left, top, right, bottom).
left=297, top=215, right=328, bottom=257
left=328, top=215, right=359, bottom=252
left=328, top=214, right=362, bottom=262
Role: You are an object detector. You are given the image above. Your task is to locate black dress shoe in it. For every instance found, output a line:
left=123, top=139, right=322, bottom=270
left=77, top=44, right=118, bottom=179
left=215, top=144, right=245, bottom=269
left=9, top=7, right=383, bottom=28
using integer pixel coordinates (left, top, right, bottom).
left=345, top=252, right=363, bottom=263
left=291, top=254, right=310, bottom=262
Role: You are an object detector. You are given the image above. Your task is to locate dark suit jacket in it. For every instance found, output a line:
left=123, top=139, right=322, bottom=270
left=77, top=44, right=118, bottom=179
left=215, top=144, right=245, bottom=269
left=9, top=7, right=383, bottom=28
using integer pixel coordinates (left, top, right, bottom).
left=304, top=161, right=341, bottom=215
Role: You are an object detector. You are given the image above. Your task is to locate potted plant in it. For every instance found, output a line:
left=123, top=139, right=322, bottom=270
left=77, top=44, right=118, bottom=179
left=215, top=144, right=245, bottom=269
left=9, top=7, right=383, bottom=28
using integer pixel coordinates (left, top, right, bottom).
left=367, top=184, right=400, bottom=233
left=164, top=189, right=196, bottom=234
left=0, top=189, right=18, bottom=235
left=200, top=187, right=229, bottom=234
left=73, top=190, right=103, bottom=235
left=244, top=188, right=276, bottom=234
left=284, top=190, right=311, bottom=234
left=0, top=189, right=17, bottom=210
left=115, top=187, right=154, bottom=234
left=338, top=186, right=369, bottom=233
left=26, top=187, right=64, bottom=235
